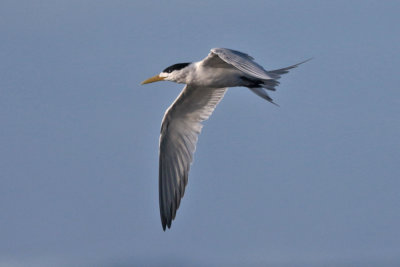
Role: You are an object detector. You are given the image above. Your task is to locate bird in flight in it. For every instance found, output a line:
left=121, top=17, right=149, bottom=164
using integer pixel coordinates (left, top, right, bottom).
left=141, top=48, right=308, bottom=230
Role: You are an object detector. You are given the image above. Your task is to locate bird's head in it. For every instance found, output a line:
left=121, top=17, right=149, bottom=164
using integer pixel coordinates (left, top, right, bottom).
left=141, top=63, right=191, bottom=85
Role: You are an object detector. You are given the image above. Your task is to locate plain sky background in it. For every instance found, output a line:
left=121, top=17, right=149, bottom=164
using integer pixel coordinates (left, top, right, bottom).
left=1, top=1, right=399, bottom=266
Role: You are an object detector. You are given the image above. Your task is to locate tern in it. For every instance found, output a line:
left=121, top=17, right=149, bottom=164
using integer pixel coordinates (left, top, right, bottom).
left=141, top=48, right=308, bottom=230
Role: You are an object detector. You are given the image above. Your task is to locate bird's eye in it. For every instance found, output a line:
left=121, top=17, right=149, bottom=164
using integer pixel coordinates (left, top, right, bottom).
left=163, top=63, right=190, bottom=73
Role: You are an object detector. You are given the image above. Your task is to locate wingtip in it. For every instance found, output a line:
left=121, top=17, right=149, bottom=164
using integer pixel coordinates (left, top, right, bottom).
left=300, top=57, right=313, bottom=65
left=161, top=223, right=172, bottom=231
left=161, top=218, right=172, bottom=231
left=271, top=101, right=280, bottom=107
left=290, top=57, right=313, bottom=69
left=161, top=216, right=167, bottom=231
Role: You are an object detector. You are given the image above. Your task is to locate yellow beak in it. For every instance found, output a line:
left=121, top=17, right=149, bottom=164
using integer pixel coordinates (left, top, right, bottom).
left=141, top=75, right=165, bottom=85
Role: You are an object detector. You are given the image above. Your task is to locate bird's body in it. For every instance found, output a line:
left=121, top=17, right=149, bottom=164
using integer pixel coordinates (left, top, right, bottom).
left=181, top=63, right=239, bottom=88
left=141, top=48, right=308, bottom=230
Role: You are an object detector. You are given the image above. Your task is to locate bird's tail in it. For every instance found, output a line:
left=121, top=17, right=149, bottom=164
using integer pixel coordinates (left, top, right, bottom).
left=266, top=58, right=312, bottom=83
left=249, top=58, right=311, bottom=105
left=262, top=58, right=312, bottom=92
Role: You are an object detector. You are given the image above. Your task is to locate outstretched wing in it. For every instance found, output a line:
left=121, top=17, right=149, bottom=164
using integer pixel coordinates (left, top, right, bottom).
left=202, top=48, right=273, bottom=80
left=159, top=85, right=227, bottom=230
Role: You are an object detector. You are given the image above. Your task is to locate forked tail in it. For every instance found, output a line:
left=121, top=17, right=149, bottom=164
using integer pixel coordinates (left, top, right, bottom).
left=249, top=58, right=312, bottom=105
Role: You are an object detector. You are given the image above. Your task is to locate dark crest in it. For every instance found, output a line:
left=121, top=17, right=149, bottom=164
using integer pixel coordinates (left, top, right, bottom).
left=163, top=63, right=190, bottom=73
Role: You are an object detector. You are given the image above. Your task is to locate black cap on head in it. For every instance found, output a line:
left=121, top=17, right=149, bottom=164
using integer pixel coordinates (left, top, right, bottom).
left=163, top=63, right=191, bottom=73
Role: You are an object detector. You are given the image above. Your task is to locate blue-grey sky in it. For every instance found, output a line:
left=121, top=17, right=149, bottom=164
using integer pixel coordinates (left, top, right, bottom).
left=1, top=1, right=399, bottom=266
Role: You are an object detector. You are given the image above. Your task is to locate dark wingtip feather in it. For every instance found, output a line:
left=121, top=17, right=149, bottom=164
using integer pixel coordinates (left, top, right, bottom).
left=270, top=100, right=280, bottom=107
left=161, top=216, right=172, bottom=231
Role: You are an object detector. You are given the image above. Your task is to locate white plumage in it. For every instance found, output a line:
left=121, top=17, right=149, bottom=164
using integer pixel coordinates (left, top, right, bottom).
left=141, top=48, right=308, bottom=230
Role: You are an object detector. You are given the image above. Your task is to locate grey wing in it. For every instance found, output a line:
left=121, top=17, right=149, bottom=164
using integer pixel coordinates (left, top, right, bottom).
left=202, top=48, right=273, bottom=80
left=159, top=85, right=227, bottom=230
